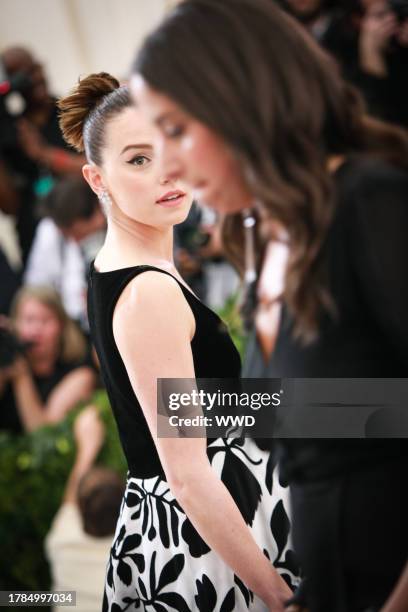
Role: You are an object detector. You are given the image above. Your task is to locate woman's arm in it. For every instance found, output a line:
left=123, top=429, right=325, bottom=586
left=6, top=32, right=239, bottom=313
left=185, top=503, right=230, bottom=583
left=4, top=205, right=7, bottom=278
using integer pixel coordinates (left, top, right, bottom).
left=10, top=359, right=95, bottom=431
left=63, top=406, right=105, bottom=504
left=45, top=367, right=96, bottom=423
left=113, top=271, right=292, bottom=611
left=359, top=7, right=396, bottom=77
left=17, top=119, right=85, bottom=176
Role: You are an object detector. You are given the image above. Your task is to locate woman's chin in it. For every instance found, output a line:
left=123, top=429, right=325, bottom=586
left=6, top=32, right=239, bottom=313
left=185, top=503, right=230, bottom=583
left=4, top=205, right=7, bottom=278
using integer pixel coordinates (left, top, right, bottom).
left=160, top=207, right=192, bottom=226
left=197, top=188, right=251, bottom=215
left=26, top=346, right=46, bottom=359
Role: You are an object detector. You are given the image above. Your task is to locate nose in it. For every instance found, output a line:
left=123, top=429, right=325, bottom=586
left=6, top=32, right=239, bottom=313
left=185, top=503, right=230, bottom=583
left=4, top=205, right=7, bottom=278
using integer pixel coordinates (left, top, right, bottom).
left=155, top=136, right=183, bottom=183
left=158, top=162, right=182, bottom=185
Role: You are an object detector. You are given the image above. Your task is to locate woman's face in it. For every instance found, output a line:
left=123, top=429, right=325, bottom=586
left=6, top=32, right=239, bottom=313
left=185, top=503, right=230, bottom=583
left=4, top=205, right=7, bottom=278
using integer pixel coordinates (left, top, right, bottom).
left=131, top=76, right=254, bottom=214
left=15, top=298, right=62, bottom=360
left=93, top=106, right=193, bottom=228
left=360, top=0, right=389, bottom=11
left=286, top=0, right=323, bottom=19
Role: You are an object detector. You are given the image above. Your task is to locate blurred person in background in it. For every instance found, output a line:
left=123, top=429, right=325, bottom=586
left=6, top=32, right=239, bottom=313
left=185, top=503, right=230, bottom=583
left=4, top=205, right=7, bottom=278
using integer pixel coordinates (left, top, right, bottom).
left=280, top=0, right=408, bottom=127
left=279, top=0, right=340, bottom=41
left=24, top=177, right=106, bottom=328
left=132, top=0, right=408, bottom=610
left=197, top=205, right=240, bottom=310
left=175, top=202, right=240, bottom=308
left=0, top=286, right=96, bottom=433
left=45, top=406, right=125, bottom=612
left=171, top=200, right=206, bottom=299
left=349, top=0, right=408, bottom=126
left=0, top=46, right=85, bottom=264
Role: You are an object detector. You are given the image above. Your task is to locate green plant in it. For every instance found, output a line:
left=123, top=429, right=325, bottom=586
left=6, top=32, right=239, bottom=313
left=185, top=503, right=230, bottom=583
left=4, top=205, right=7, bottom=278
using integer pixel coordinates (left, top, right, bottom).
left=0, top=390, right=126, bottom=592
left=216, top=292, right=248, bottom=358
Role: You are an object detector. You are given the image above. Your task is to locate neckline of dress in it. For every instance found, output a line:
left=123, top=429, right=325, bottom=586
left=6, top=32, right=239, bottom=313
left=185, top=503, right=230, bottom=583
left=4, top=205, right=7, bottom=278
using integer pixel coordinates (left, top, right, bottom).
left=90, top=260, right=220, bottom=320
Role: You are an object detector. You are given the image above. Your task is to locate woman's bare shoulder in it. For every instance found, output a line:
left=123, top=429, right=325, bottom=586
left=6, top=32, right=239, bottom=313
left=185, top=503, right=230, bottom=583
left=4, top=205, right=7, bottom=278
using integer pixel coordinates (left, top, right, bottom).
left=113, top=270, right=195, bottom=340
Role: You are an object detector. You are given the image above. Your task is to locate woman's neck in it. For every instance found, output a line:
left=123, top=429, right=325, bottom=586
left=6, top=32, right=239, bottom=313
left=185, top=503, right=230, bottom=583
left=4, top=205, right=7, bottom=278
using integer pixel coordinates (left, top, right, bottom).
left=97, top=212, right=175, bottom=270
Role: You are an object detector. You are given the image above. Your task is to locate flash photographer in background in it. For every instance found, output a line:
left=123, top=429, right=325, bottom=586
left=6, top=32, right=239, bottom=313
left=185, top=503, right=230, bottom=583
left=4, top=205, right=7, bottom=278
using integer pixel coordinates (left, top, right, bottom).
left=0, top=47, right=84, bottom=264
left=0, top=286, right=96, bottom=433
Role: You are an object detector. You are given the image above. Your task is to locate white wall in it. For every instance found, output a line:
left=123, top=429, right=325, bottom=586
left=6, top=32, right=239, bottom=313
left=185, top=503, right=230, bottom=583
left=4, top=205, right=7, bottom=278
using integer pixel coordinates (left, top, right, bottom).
left=0, top=0, right=169, bottom=95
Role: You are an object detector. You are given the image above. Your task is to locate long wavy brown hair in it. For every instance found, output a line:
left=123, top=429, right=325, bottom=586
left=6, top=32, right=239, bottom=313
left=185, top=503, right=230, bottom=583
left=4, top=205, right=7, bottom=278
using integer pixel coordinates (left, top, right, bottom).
left=134, top=0, right=408, bottom=343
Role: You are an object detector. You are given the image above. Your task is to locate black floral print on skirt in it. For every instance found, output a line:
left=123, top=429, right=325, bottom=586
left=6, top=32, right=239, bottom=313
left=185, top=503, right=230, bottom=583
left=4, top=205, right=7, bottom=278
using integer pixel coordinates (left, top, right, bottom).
left=103, top=438, right=300, bottom=612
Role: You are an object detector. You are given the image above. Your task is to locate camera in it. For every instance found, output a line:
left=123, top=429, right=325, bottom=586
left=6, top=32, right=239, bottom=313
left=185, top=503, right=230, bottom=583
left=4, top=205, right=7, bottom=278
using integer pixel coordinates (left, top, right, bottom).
left=0, top=328, right=32, bottom=369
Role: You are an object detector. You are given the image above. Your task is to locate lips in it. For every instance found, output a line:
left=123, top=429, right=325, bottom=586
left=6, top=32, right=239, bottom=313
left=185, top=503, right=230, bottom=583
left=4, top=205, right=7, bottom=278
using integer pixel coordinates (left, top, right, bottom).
left=156, top=190, right=186, bottom=206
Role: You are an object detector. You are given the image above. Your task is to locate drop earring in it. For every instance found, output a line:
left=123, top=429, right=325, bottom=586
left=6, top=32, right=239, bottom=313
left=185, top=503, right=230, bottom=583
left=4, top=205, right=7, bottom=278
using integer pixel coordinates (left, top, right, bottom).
left=241, top=207, right=258, bottom=332
left=98, top=189, right=112, bottom=212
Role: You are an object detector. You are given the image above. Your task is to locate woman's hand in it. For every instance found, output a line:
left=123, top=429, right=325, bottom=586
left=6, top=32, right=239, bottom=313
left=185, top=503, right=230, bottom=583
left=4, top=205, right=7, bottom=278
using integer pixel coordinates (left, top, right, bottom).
left=360, top=3, right=397, bottom=76
left=0, top=317, right=28, bottom=383
left=0, top=356, right=30, bottom=391
left=7, top=356, right=31, bottom=380
left=265, top=579, right=294, bottom=611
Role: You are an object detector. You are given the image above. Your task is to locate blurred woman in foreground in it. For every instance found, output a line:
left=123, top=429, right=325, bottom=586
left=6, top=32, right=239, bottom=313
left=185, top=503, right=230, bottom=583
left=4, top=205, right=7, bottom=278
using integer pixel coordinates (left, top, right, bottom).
left=132, top=0, right=408, bottom=610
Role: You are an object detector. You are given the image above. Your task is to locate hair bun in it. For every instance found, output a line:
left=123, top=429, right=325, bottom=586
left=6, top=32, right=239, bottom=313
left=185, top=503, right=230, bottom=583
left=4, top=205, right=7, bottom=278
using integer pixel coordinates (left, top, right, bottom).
left=58, top=72, right=120, bottom=152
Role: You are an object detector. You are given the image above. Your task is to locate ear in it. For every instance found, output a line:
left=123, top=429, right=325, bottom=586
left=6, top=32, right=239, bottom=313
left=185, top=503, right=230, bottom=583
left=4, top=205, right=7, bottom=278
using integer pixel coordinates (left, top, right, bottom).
left=82, top=163, right=106, bottom=196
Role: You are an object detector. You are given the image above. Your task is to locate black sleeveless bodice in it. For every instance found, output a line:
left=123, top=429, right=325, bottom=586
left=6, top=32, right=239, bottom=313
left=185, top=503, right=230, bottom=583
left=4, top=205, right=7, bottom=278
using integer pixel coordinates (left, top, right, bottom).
left=88, top=263, right=241, bottom=478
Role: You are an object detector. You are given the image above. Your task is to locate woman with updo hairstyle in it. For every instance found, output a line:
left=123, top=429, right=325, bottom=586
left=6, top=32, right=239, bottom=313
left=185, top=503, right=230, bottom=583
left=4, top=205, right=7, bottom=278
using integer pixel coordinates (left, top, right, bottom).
left=58, top=73, right=300, bottom=611
left=131, top=0, right=408, bottom=610
left=0, top=285, right=96, bottom=433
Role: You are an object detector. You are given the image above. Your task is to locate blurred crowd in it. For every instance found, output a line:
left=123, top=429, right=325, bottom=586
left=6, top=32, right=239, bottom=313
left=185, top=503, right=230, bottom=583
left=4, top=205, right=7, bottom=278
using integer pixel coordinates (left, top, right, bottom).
left=280, top=0, right=408, bottom=128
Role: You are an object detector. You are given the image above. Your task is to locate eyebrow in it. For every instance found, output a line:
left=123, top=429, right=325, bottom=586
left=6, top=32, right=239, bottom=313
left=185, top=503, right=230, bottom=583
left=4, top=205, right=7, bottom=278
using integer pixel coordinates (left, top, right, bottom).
left=120, top=143, right=153, bottom=155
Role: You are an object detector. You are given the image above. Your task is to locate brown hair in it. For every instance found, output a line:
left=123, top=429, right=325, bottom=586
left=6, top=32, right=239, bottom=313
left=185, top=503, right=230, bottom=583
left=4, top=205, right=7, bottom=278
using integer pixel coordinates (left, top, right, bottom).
left=134, top=0, right=408, bottom=343
left=40, top=176, right=98, bottom=228
left=78, top=467, right=125, bottom=537
left=10, top=286, right=88, bottom=363
left=57, top=72, right=131, bottom=165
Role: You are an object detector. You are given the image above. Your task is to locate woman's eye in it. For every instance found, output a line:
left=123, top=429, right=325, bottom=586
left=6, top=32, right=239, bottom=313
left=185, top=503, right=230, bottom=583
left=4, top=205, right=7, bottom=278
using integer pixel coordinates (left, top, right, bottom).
left=163, top=124, right=184, bottom=138
left=129, top=155, right=150, bottom=166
